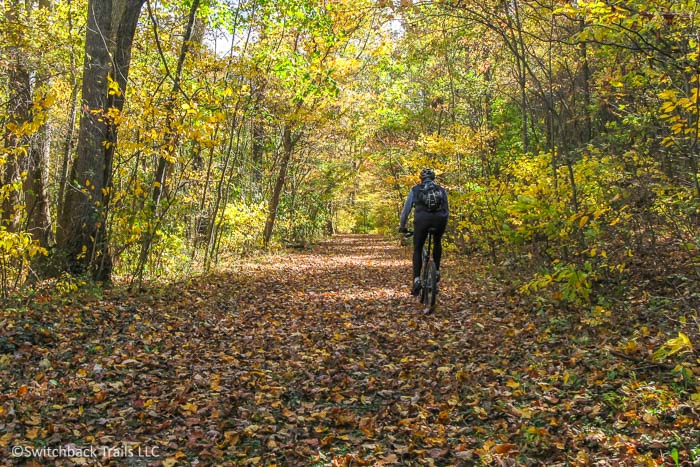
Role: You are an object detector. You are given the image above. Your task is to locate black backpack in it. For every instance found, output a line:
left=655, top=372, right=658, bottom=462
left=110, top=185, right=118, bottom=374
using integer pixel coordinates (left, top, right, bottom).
left=416, top=180, right=443, bottom=212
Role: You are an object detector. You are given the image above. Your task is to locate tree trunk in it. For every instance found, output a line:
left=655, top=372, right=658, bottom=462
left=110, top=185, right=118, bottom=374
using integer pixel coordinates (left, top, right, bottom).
left=25, top=122, right=54, bottom=247
left=1, top=1, right=31, bottom=232
left=97, top=0, right=146, bottom=278
left=57, top=82, right=79, bottom=221
left=57, top=0, right=144, bottom=280
left=0, top=0, right=56, bottom=283
left=263, top=125, right=296, bottom=248
left=57, top=0, right=112, bottom=275
left=25, top=0, right=55, bottom=251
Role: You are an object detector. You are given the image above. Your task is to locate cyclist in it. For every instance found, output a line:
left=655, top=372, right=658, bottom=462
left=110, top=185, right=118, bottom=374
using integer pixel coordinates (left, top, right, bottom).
left=398, top=168, right=449, bottom=296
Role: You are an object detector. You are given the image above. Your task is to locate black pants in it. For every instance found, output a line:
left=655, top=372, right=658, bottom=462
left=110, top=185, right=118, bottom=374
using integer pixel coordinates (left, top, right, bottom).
left=413, top=213, right=448, bottom=279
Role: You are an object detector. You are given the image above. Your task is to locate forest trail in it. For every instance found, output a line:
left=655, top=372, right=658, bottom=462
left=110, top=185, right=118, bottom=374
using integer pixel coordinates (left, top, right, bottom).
left=1, top=235, right=694, bottom=465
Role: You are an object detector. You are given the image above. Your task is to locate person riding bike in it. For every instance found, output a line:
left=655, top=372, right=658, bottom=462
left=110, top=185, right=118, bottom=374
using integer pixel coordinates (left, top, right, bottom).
left=398, top=168, right=449, bottom=296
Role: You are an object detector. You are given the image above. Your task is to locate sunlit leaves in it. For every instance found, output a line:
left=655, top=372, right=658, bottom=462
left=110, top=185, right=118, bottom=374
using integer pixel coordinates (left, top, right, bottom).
left=658, top=85, right=700, bottom=151
left=653, top=333, right=694, bottom=361
left=0, top=227, right=47, bottom=296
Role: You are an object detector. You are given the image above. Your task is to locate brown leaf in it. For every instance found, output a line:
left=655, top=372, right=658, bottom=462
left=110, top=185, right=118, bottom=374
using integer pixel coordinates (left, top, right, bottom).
left=429, top=448, right=449, bottom=458
left=302, top=438, right=319, bottom=447
left=643, top=412, right=659, bottom=426
left=376, top=454, right=398, bottom=465
left=358, top=416, right=376, bottom=437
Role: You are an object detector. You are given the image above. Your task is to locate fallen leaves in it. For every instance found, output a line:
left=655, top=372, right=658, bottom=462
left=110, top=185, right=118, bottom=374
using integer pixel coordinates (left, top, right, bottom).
left=0, top=235, right=697, bottom=464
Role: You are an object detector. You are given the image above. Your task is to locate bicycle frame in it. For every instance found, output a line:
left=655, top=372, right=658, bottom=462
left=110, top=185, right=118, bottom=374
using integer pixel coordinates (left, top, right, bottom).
left=421, top=229, right=438, bottom=311
left=422, top=230, right=433, bottom=269
left=405, top=228, right=438, bottom=312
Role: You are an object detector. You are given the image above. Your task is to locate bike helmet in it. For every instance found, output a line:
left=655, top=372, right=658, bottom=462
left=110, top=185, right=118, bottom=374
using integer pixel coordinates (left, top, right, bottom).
left=420, top=168, right=435, bottom=181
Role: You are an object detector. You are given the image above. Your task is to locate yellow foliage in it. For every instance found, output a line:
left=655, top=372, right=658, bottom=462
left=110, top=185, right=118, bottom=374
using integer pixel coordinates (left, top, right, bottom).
left=107, top=74, right=122, bottom=97
left=0, top=226, right=48, bottom=295
left=653, top=333, right=694, bottom=361
left=219, top=201, right=268, bottom=251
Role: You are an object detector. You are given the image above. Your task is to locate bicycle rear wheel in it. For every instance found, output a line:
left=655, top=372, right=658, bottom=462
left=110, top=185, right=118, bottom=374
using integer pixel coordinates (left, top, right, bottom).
left=428, top=260, right=438, bottom=308
left=421, top=260, right=437, bottom=311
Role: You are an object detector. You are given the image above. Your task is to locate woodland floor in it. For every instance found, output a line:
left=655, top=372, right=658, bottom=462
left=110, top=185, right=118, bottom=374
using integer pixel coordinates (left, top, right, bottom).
left=0, top=235, right=698, bottom=466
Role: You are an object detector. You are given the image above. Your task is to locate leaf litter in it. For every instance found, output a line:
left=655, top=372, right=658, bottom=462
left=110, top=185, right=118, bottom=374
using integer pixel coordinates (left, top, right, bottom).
left=0, top=235, right=698, bottom=465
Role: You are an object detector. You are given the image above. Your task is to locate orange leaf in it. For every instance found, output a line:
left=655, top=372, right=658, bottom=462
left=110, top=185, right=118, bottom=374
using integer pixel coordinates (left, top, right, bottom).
left=493, top=443, right=518, bottom=454
left=180, top=402, right=198, bottom=415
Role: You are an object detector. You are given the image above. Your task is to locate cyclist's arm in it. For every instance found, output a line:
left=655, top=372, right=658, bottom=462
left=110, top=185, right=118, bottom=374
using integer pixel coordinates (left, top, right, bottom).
left=399, top=189, right=414, bottom=229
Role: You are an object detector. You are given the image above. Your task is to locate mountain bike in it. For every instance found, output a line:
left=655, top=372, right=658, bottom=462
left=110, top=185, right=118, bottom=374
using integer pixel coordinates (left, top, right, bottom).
left=404, top=228, right=438, bottom=313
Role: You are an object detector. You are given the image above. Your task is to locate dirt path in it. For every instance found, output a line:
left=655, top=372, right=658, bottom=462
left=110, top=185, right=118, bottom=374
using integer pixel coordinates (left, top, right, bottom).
left=1, top=235, right=694, bottom=465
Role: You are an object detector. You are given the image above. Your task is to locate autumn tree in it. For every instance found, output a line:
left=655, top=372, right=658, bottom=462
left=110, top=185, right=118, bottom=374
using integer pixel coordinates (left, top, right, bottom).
left=56, top=0, right=145, bottom=280
left=1, top=0, right=54, bottom=247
